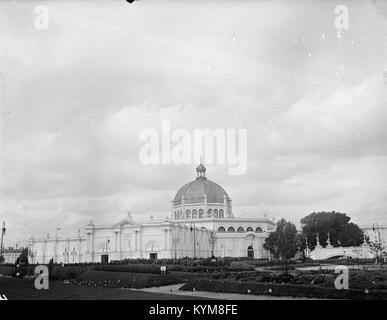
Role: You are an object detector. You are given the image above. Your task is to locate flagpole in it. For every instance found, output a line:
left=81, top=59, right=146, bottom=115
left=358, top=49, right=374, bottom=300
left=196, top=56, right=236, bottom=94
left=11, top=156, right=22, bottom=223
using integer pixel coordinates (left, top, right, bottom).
left=0, top=222, right=5, bottom=265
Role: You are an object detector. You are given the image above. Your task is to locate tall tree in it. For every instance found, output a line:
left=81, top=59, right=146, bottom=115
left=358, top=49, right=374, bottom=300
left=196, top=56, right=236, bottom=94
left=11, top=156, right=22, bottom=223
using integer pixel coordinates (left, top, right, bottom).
left=300, top=211, right=364, bottom=250
left=208, top=229, right=217, bottom=258
left=263, top=218, right=298, bottom=260
left=17, top=248, right=29, bottom=265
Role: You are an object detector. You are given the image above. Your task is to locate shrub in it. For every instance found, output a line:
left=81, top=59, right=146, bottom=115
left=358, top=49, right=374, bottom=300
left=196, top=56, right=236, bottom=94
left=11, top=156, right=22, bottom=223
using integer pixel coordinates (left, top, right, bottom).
left=229, top=261, right=256, bottom=271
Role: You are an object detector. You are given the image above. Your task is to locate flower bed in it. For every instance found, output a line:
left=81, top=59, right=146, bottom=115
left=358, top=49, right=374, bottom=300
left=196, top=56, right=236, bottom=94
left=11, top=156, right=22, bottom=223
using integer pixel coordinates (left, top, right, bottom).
left=180, top=278, right=387, bottom=300
left=210, top=269, right=387, bottom=290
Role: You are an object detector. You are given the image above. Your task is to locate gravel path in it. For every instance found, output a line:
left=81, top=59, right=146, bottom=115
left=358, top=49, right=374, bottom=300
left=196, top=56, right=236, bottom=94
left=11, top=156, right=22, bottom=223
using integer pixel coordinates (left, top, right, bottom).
left=134, top=283, right=324, bottom=300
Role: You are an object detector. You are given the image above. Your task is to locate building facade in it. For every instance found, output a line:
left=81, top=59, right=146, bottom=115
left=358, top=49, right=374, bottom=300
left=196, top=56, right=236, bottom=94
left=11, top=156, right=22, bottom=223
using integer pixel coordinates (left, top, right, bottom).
left=1, top=247, right=24, bottom=264
left=361, top=224, right=387, bottom=248
left=28, top=165, right=276, bottom=264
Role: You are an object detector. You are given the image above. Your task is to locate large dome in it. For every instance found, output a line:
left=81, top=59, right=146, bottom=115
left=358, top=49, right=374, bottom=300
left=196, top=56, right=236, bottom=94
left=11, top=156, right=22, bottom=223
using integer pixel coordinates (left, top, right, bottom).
left=173, top=178, right=230, bottom=205
left=173, top=164, right=230, bottom=205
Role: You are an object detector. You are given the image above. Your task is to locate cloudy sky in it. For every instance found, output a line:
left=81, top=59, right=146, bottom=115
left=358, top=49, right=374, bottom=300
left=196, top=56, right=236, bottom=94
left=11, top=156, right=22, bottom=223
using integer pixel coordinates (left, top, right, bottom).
left=0, top=0, right=386, bottom=246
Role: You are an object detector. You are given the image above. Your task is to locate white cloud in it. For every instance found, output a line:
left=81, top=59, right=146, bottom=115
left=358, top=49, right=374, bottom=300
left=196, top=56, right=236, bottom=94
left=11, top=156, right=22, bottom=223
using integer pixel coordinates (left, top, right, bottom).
left=0, top=0, right=386, bottom=245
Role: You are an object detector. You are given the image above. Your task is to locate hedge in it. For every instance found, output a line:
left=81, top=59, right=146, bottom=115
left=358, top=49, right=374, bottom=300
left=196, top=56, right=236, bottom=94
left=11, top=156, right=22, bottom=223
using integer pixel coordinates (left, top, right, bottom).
left=0, top=265, right=13, bottom=276
left=0, top=264, right=91, bottom=280
left=94, top=263, right=254, bottom=274
left=94, top=264, right=164, bottom=274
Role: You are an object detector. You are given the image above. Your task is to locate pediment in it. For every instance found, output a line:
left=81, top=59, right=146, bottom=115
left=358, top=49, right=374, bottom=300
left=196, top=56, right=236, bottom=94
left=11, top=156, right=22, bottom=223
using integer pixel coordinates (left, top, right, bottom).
left=114, top=218, right=137, bottom=228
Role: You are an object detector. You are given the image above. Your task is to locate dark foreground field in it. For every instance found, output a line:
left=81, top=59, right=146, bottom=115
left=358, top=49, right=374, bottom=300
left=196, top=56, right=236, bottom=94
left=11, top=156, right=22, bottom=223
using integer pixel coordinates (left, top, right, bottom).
left=0, top=277, right=203, bottom=300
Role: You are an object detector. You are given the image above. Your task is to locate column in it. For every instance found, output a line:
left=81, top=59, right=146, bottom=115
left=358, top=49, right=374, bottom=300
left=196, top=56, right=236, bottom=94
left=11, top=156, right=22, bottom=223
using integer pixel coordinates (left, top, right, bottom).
left=164, top=228, right=168, bottom=251
left=54, top=237, right=58, bottom=262
left=114, top=231, right=118, bottom=252
left=42, top=239, right=47, bottom=264
left=204, top=194, right=208, bottom=216
left=30, top=240, right=35, bottom=264
left=171, top=201, right=175, bottom=219
left=223, top=195, right=227, bottom=217
left=86, top=233, right=90, bottom=252
left=181, top=196, right=185, bottom=217
left=134, top=230, right=138, bottom=251
left=138, top=229, right=142, bottom=257
left=118, top=230, right=122, bottom=260
left=78, top=237, right=82, bottom=263
left=90, top=231, right=95, bottom=262
left=228, top=199, right=233, bottom=218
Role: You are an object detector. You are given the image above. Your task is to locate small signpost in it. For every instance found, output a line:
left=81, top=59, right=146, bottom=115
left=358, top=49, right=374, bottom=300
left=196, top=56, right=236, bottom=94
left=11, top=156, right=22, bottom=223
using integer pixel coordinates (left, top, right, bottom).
left=160, top=266, right=166, bottom=275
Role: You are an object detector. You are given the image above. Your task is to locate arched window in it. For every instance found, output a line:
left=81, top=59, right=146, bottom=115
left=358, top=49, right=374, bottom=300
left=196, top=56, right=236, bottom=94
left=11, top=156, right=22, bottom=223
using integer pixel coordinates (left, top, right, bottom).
left=207, top=209, right=212, bottom=217
left=198, top=209, right=204, bottom=219
left=227, top=226, right=235, bottom=233
left=213, top=209, right=218, bottom=218
left=218, top=226, right=226, bottom=233
left=246, top=226, right=254, bottom=232
left=180, top=210, right=184, bottom=219
left=255, top=227, right=263, bottom=233
left=237, top=226, right=245, bottom=233
left=186, top=210, right=191, bottom=219
left=219, top=209, right=224, bottom=218
left=174, top=212, right=178, bottom=220
left=192, top=209, right=198, bottom=219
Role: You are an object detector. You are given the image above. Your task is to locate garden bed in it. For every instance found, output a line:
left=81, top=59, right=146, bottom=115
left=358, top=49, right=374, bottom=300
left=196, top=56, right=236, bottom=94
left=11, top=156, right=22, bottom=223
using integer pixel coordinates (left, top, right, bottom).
left=180, top=278, right=387, bottom=300
left=210, top=269, right=387, bottom=290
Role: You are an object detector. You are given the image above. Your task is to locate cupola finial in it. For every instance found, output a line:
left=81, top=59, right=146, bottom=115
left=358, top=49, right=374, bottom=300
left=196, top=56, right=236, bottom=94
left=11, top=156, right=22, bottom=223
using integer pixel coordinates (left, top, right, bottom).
left=196, top=160, right=207, bottom=179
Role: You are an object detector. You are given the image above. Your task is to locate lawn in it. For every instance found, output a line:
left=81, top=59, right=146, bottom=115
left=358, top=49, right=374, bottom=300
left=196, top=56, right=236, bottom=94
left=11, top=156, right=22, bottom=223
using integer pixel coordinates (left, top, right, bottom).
left=74, top=270, right=203, bottom=288
left=0, top=277, right=204, bottom=300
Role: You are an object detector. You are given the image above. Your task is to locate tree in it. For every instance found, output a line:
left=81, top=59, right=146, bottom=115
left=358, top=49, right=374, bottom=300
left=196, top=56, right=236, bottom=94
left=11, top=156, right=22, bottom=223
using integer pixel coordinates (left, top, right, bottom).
left=208, top=229, right=217, bottom=258
left=28, top=248, right=35, bottom=263
left=368, top=239, right=386, bottom=263
left=48, top=258, right=54, bottom=278
left=17, top=248, right=29, bottom=265
left=263, top=218, right=298, bottom=260
left=295, top=233, right=308, bottom=261
left=300, top=211, right=364, bottom=250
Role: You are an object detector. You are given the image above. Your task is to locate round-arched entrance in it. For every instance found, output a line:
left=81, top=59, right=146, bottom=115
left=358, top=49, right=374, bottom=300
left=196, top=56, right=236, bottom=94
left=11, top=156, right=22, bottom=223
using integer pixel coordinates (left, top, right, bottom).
left=145, top=241, right=160, bottom=260
left=247, top=245, right=254, bottom=258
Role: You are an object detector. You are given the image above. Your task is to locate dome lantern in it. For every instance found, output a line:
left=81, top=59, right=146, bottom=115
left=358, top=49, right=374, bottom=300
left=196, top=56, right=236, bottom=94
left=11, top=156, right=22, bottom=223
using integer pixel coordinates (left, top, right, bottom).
left=196, top=163, right=207, bottom=179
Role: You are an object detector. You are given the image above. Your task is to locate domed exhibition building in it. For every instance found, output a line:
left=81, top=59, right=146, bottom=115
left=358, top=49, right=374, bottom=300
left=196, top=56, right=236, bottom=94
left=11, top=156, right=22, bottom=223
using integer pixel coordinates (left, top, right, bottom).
left=28, top=165, right=276, bottom=264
